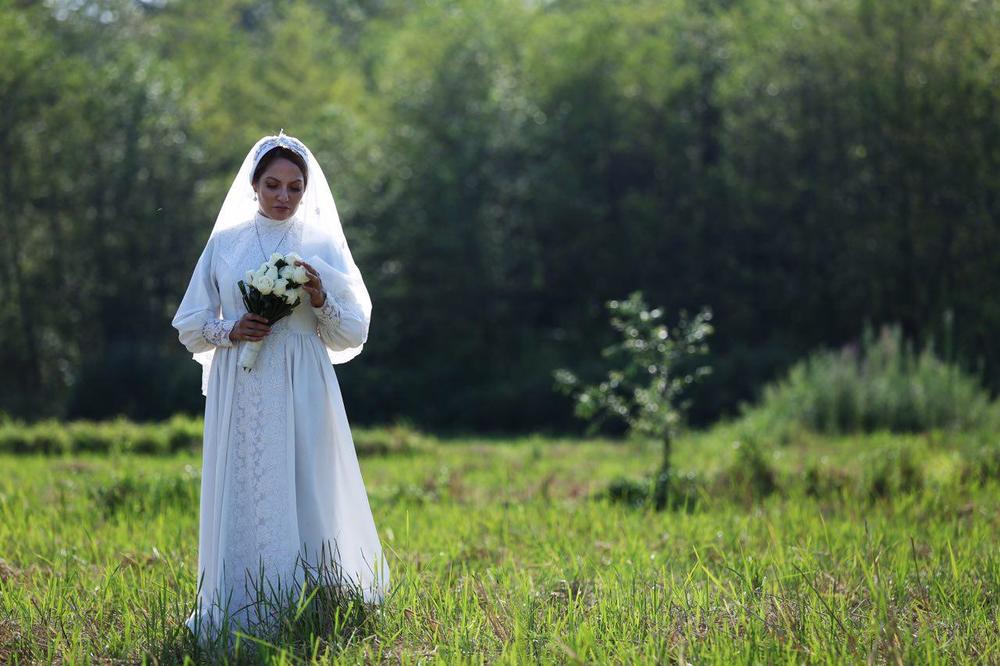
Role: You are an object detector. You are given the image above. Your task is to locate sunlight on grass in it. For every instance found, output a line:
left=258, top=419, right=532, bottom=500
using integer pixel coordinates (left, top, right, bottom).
left=1, top=428, right=998, bottom=662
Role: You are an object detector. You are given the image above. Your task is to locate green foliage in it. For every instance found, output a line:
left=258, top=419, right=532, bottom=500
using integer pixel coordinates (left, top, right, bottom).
left=726, top=436, right=778, bottom=502
left=744, top=323, right=1000, bottom=437
left=554, top=291, right=713, bottom=441
left=603, top=470, right=703, bottom=512
left=3, top=0, right=1000, bottom=433
left=0, top=415, right=430, bottom=457
left=863, top=443, right=924, bottom=502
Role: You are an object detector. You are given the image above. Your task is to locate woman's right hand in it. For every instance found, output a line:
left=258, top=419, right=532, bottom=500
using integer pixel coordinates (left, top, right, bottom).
left=229, top=313, right=271, bottom=342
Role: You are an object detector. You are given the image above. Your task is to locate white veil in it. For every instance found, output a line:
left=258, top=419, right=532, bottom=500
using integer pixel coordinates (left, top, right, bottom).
left=187, top=132, right=372, bottom=393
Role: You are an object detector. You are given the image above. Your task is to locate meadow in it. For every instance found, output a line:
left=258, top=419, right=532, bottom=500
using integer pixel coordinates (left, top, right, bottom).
left=1, top=421, right=998, bottom=663
left=3, top=1, right=999, bottom=661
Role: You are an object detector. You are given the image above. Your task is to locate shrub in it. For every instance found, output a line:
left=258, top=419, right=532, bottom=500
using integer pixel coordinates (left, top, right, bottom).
left=0, top=419, right=71, bottom=454
left=604, top=477, right=651, bottom=509
left=352, top=422, right=432, bottom=457
left=744, top=323, right=998, bottom=436
left=863, top=444, right=925, bottom=501
left=0, top=415, right=433, bottom=457
left=601, top=470, right=703, bottom=511
left=724, top=437, right=778, bottom=502
left=803, top=464, right=852, bottom=499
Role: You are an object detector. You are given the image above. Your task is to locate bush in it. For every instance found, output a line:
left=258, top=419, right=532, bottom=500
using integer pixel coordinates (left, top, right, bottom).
left=601, top=470, right=703, bottom=512
left=0, top=420, right=72, bottom=454
left=722, top=437, right=778, bottom=502
left=351, top=422, right=433, bottom=457
left=743, top=323, right=998, bottom=436
left=862, top=444, right=925, bottom=501
left=0, top=415, right=433, bottom=457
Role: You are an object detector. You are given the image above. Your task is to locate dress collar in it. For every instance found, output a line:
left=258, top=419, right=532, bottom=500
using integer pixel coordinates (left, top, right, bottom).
left=254, top=209, right=298, bottom=228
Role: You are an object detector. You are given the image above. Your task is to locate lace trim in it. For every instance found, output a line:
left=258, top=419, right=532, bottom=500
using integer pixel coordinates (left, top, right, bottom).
left=312, top=289, right=342, bottom=327
left=217, top=219, right=304, bottom=274
left=202, top=318, right=237, bottom=347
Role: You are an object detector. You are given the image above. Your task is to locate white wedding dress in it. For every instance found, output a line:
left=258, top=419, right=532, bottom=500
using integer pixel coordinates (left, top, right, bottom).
left=172, top=211, right=389, bottom=645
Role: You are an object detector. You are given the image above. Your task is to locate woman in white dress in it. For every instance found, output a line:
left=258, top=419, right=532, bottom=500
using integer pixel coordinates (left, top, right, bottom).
left=171, top=131, right=389, bottom=646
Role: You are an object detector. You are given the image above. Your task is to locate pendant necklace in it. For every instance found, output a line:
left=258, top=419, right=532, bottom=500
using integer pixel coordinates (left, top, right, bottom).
left=254, top=213, right=295, bottom=262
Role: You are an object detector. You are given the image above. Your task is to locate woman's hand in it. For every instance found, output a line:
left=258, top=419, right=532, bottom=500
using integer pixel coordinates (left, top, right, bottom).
left=295, top=260, right=327, bottom=307
left=229, top=313, right=271, bottom=342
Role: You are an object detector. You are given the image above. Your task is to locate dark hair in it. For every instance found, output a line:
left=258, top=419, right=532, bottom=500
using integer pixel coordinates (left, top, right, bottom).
left=252, top=147, right=309, bottom=187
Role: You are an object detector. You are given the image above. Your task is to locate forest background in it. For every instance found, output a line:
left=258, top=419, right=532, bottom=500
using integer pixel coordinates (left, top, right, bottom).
left=2, top=0, right=997, bottom=433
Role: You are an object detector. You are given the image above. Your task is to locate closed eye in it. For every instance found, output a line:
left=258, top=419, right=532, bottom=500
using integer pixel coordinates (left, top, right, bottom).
left=265, top=179, right=304, bottom=192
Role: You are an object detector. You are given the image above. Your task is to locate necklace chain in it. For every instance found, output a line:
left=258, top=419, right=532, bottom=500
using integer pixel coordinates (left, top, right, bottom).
left=254, top=214, right=295, bottom=262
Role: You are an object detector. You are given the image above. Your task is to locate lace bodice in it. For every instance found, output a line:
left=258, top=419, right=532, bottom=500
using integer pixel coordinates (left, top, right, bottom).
left=176, top=210, right=361, bottom=354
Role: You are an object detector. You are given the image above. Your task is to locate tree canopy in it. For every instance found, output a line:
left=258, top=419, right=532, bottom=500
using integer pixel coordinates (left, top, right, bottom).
left=2, top=0, right=997, bottom=432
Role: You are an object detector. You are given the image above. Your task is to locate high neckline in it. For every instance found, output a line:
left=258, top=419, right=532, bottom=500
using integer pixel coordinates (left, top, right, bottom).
left=254, top=209, right=297, bottom=228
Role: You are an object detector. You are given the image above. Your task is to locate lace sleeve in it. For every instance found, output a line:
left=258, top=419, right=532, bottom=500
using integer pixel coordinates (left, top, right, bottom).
left=202, top=318, right=238, bottom=348
left=312, top=288, right=366, bottom=351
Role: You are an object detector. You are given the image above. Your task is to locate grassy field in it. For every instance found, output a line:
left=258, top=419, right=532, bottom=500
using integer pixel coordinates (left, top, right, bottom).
left=1, top=425, right=998, bottom=663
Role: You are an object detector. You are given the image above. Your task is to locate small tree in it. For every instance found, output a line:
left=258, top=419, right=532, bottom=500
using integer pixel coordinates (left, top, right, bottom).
left=554, top=291, right=713, bottom=509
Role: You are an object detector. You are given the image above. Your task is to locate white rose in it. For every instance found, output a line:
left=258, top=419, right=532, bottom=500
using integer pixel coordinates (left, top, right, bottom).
left=270, top=252, right=284, bottom=264
left=253, top=266, right=268, bottom=282
left=273, top=278, right=288, bottom=297
left=285, top=252, right=302, bottom=264
left=287, top=287, right=303, bottom=304
left=292, top=266, right=308, bottom=284
left=264, top=265, right=279, bottom=281
left=278, top=265, right=295, bottom=280
left=256, top=275, right=275, bottom=295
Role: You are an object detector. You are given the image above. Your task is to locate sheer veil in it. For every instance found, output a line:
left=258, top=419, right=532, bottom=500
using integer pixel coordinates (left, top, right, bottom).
left=187, top=132, right=372, bottom=393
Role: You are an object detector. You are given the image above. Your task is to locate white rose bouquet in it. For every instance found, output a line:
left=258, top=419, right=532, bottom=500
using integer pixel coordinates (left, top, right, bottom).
left=236, top=251, right=311, bottom=371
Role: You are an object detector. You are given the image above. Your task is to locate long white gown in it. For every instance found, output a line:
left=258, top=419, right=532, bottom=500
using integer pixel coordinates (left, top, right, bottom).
left=171, top=211, right=389, bottom=645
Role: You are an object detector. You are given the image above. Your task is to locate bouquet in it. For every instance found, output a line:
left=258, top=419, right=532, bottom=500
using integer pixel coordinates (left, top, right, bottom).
left=237, top=251, right=310, bottom=371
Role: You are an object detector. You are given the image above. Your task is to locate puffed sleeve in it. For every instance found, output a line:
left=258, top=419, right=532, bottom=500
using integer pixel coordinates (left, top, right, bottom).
left=172, top=234, right=240, bottom=353
left=312, top=286, right=367, bottom=351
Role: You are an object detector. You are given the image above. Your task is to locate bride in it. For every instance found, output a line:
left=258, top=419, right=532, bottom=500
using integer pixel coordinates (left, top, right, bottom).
left=171, top=131, right=389, bottom=646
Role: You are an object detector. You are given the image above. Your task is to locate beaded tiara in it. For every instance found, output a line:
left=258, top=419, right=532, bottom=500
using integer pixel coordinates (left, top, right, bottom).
left=249, top=129, right=309, bottom=183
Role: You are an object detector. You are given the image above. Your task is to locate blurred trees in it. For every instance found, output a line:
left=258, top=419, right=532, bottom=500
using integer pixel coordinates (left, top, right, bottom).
left=1, top=0, right=997, bottom=431
left=0, top=1, right=204, bottom=418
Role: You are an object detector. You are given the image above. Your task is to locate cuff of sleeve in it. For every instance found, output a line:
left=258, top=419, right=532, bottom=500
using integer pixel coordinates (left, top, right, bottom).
left=202, top=318, right=238, bottom=347
left=311, top=289, right=342, bottom=324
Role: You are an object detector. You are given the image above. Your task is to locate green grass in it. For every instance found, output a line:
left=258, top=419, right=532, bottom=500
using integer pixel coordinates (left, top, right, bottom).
left=1, top=427, right=998, bottom=663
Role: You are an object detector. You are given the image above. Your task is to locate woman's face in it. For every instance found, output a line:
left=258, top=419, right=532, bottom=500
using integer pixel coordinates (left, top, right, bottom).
left=253, top=157, right=305, bottom=221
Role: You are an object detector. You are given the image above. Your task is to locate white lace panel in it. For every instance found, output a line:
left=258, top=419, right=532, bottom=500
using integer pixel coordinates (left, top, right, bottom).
left=202, top=318, right=237, bottom=347
left=312, top=289, right=342, bottom=327
left=221, top=320, right=300, bottom=630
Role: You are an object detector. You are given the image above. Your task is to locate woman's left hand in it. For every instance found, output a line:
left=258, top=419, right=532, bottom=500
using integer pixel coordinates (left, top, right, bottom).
left=295, top=260, right=326, bottom=307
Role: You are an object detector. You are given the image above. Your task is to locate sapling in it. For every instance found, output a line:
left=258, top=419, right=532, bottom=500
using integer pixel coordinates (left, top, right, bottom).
left=554, top=291, right=713, bottom=509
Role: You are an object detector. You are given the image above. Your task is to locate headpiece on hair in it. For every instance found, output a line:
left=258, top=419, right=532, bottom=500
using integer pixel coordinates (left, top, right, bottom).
left=250, top=129, right=309, bottom=184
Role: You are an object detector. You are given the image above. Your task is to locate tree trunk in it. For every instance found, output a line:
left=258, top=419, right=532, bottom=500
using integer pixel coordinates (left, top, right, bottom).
left=653, top=431, right=673, bottom=510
